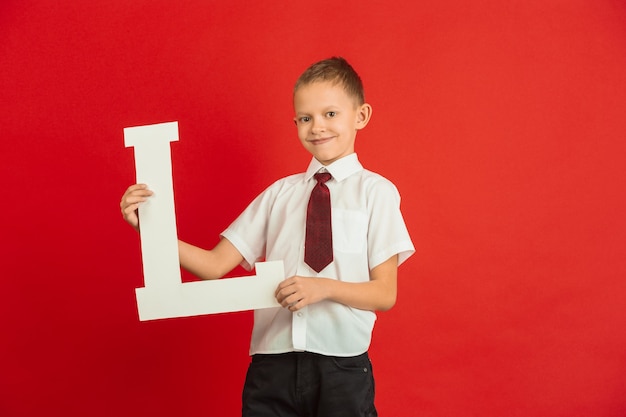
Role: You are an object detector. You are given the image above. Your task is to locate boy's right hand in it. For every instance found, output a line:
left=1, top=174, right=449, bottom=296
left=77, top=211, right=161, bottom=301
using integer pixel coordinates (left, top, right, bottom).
left=120, top=184, right=154, bottom=232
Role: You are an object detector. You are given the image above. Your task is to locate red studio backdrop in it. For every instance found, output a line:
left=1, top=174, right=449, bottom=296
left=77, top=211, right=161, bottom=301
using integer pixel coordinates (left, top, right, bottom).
left=2, top=1, right=626, bottom=416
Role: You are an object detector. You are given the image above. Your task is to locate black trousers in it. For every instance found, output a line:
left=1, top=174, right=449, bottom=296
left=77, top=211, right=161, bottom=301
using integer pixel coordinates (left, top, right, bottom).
left=242, top=351, right=377, bottom=417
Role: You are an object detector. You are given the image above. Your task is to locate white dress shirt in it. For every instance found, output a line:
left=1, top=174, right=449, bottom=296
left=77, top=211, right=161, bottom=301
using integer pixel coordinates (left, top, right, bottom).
left=221, top=153, right=415, bottom=356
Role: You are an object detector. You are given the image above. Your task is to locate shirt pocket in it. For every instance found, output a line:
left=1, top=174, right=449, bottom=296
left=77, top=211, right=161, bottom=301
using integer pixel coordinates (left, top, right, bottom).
left=332, top=209, right=368, bottom=253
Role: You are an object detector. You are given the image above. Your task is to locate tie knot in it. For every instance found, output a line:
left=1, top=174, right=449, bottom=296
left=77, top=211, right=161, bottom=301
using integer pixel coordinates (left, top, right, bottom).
left=314, top=172, right=332, bottom=184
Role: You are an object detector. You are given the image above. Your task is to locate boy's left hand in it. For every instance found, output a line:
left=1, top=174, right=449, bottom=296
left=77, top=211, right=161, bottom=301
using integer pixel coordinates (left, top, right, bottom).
left=275, top=276, right=329, bottom=311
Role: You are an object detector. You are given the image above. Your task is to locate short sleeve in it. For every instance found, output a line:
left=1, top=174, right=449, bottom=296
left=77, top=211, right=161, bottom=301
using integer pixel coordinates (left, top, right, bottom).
left=220, top=184, right=275, bottom=271
left=365, top=178, right=415, bottom=269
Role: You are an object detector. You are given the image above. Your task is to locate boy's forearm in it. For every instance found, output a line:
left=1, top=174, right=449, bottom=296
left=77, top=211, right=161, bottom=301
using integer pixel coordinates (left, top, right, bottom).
left=178, top=240, right=217, bottom=280
left=276, top=255, right=399, bottom=312
left=178, top=238, right=243, bottom=281
left=324, top=270, right=397, bottom=312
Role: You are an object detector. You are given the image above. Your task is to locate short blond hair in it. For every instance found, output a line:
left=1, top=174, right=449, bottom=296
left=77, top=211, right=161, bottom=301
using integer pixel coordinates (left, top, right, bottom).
left=294, top=57, right=365, bottom=105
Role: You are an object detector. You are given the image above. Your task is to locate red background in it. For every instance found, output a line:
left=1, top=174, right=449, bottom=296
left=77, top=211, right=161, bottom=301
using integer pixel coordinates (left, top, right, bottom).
left=2, top=1, right=626, bottom=416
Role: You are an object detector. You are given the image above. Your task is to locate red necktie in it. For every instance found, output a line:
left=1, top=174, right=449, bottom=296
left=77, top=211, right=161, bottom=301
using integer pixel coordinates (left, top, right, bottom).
left=305, top=172, right=333, bottom=272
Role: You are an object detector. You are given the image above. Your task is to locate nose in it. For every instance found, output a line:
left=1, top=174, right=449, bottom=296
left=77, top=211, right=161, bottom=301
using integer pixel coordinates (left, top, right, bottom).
left=311, top=116, right=326, bottom=134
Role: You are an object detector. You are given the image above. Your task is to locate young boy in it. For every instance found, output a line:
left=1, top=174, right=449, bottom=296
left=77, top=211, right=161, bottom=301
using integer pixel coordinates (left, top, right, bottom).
left=121, top=57, right=414, bottom=417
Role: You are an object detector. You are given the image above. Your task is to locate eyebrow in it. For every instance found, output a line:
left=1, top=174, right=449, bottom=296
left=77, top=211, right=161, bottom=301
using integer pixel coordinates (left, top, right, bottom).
left=296, top=105, right=341, bottom=114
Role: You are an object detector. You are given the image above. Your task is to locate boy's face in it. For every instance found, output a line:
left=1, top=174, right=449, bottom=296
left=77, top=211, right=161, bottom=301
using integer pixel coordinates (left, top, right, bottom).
left=293, top=81, right=371, bottom=166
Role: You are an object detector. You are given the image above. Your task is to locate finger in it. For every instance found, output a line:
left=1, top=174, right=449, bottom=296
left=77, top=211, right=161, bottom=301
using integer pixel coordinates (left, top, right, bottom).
left=122, top=184, right=153, bottom=200
left=122, top=202, right=141, bottom=215
left=275, top=288, right=290, bottom=304
left=124, top=190, right=153, bottom=201
left=275, top=279, right=295, bottom=296
left=120, top=190, right=153, bottom=211
left=126, top=183, right=150, bottom=192
left=122, top=194, right=150, bottom=206
left=279, top=295, right=293, bottom=308
left=276, top=288, right=293, bottom=305
left=287, top=299, right=304, bottom=311
left=282, top=292, right=305, bottom=308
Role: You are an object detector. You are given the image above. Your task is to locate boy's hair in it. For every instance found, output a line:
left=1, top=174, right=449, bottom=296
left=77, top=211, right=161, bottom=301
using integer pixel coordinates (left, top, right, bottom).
left=294, top=57, right=365, bottom=105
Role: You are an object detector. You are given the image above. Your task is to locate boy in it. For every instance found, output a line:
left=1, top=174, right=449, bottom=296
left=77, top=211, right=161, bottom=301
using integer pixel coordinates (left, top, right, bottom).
left=120, top=57, right=414, bottom=417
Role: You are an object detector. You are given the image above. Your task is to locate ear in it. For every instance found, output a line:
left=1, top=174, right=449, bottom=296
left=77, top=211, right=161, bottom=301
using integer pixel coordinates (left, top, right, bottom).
left=355, top=103, right=372, bottom=130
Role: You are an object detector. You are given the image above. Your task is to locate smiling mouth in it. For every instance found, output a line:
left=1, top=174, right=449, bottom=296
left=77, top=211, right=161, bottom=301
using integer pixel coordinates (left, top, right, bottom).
left=308, top=137, right=333, bottom=145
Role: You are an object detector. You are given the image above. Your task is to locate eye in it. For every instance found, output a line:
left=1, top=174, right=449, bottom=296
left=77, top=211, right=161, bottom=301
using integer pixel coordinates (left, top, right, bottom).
left=326, top=111, right=337, bottom=118
left=299, top=116, right=311, bottom=123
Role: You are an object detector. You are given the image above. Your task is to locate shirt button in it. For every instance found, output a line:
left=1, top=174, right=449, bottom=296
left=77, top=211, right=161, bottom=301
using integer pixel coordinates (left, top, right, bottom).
left=297, top=312, right=304, bottom=317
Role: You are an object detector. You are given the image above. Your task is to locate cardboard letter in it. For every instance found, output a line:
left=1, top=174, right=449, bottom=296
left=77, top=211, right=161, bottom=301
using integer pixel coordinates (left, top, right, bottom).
left=124, top=121, right=283, bottom=321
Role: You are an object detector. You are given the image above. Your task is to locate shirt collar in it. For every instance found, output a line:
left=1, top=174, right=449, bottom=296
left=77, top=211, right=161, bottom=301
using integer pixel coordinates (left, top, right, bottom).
left=305, top=153, right=363, bottom=183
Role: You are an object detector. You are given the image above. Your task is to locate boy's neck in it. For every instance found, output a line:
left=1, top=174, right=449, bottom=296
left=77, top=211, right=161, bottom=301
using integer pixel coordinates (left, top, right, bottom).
left=315, top=152, right=356, bottom=166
